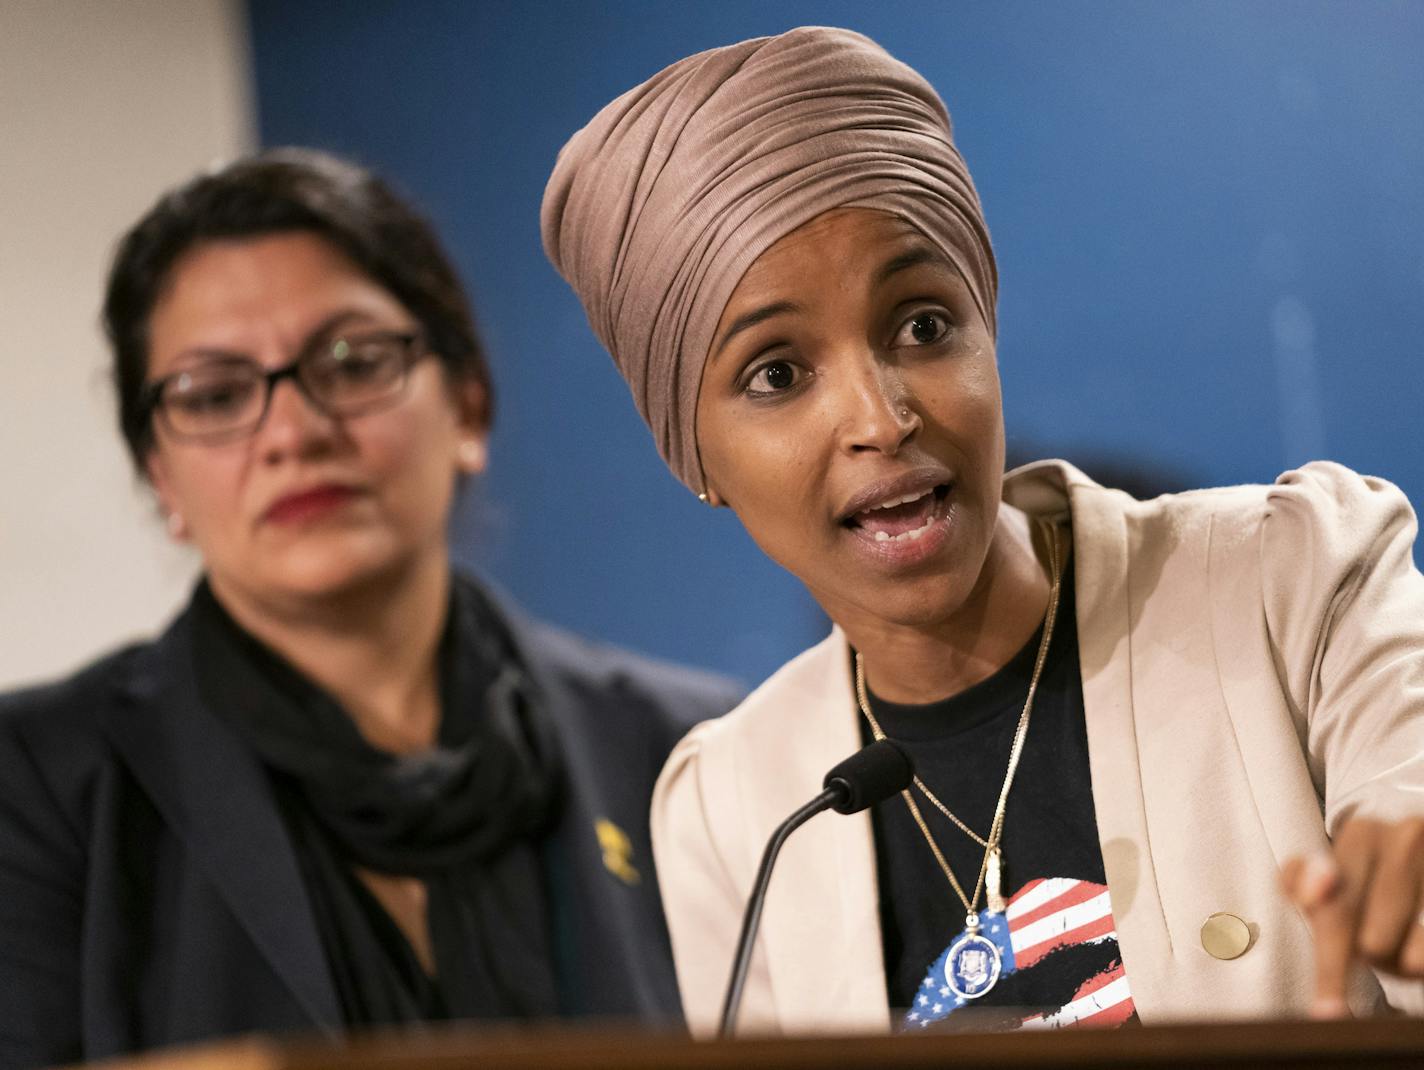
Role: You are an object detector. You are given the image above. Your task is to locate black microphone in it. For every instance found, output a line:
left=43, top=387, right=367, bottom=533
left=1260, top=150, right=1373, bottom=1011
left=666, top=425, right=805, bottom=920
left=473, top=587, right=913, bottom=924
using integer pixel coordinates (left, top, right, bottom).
left=718, top=739, right=913, bottom=1036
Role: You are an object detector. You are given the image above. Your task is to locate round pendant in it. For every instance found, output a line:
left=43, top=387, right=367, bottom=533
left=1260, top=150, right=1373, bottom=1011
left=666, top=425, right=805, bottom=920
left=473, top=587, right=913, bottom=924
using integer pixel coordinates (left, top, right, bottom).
left=944, top=929, right=1001, bottom=1000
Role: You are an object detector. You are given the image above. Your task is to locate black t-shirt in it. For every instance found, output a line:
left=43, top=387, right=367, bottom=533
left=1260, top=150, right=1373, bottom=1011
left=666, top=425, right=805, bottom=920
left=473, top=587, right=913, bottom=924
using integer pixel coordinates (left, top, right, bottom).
left=863, top=568, right=1139, bottom=1030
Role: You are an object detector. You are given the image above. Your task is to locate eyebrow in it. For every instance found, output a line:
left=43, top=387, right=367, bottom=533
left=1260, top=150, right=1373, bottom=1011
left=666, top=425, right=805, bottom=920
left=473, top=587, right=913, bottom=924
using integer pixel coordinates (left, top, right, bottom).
left=709, top=245, right=954, bottom=361
left=712, top=301, right=801, bottom=360
left=168, top=309, right=380, bottom=368
left=874, top=246, right=950, bottom=287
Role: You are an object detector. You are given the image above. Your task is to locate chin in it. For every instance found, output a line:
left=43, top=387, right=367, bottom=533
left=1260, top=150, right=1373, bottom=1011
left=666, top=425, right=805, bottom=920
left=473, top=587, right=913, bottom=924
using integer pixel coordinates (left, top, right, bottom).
left=872, top=590, right=966, bottom=630
left=816, top=572, right=970, bottom=633
left=262, top=542, right=410, bottom=602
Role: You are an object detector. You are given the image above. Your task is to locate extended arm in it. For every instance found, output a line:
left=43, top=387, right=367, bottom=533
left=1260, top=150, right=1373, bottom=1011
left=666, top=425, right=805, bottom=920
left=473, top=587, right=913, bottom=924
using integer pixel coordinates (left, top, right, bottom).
left=1264, top=463, right=1424, bottom=1015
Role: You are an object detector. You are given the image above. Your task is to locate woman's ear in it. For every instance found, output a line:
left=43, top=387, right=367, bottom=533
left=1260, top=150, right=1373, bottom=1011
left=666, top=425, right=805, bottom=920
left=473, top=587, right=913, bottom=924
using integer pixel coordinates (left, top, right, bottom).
left=145, top=452, right=189, bottom=542
left=453, top=376, right=489, bottom=433
left=453, top=377, right=491, bottom=476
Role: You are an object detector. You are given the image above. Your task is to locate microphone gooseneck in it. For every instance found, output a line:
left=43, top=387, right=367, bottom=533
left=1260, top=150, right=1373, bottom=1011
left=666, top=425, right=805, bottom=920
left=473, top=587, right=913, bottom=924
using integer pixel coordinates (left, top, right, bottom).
left=717, top=739, right=913, bottom=1037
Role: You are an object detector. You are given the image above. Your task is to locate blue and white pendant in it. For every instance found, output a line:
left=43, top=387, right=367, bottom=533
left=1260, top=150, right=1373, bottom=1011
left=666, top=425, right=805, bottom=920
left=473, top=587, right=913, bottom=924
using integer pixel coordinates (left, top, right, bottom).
left=944, top=912, right=1001, bottom=999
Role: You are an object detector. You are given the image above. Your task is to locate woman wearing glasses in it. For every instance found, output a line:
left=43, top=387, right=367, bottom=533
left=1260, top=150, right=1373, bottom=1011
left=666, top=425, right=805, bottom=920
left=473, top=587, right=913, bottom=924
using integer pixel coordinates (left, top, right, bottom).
left=0, top=148, right=739, bottom=1068
left=543, top=28, right=1424, bottom=1035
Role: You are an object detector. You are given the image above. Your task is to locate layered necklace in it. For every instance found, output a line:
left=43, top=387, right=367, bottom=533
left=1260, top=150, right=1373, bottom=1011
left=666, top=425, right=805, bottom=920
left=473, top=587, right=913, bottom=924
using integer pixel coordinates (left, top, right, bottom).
left=854, top=521, right=1064, bottom=1000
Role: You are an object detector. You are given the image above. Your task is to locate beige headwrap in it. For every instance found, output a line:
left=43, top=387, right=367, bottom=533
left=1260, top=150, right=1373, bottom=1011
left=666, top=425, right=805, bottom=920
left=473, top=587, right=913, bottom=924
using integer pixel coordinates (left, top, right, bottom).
left=541, top=26, right=996, bottom=493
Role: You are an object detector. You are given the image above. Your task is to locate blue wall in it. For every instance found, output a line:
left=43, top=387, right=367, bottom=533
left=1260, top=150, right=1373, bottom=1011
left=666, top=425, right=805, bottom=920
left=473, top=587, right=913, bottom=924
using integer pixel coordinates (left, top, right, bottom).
left=248, top=0, right=1424, bottom=685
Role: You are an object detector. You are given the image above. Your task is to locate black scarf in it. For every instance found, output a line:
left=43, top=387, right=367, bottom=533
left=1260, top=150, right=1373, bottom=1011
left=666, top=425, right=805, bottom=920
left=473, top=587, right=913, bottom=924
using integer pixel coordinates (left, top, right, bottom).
left=190, top=574, right=563, bottom=1025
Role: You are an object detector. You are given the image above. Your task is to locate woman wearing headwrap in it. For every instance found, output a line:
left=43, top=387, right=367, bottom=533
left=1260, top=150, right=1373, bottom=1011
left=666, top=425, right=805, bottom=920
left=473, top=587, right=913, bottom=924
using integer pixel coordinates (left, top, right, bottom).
left=542, top=27, right=1424, bottom=1034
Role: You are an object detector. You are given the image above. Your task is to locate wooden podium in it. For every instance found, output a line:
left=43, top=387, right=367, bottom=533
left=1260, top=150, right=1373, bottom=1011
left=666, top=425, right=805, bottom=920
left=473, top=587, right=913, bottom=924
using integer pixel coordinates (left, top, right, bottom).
left=81, top=1018, right=1424, bottom=1070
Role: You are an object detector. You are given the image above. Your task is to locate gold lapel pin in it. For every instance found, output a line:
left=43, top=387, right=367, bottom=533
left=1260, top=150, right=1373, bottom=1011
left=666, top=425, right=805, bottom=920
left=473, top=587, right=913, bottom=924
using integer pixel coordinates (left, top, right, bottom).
left=595, top=818, right=642, bottom=885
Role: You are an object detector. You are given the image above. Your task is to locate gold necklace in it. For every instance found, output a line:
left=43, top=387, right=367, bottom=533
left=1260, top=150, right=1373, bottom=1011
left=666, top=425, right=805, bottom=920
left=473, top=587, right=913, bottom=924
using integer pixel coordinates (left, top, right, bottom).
left=854, top=521, right=1064, bottom=926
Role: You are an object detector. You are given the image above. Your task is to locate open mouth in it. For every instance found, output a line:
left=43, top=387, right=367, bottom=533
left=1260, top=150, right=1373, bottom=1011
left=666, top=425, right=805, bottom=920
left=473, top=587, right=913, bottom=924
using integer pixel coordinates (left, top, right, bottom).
left=844, top=484, right=951, bottom=544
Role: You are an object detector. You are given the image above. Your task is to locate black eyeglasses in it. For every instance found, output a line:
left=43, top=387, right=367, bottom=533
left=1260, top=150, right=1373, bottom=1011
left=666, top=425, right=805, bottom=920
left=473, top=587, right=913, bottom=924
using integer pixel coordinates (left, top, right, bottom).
left=142, top=330, right=429, bottom=443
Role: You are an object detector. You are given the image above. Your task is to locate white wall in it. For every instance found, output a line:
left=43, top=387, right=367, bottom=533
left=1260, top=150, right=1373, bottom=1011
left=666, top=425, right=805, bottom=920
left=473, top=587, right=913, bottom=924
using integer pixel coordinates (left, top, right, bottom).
left=0, top=0, right=255, bottom=688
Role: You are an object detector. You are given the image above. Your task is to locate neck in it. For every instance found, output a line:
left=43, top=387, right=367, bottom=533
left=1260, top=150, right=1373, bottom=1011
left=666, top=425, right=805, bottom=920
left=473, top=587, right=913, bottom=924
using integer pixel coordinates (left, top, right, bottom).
left=208, top=554, right=451, bottom=754
left=847, top=506, right=1055, bottom=705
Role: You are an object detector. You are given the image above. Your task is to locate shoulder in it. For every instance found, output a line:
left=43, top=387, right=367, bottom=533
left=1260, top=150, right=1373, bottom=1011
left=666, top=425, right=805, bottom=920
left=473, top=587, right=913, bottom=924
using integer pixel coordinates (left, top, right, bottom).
left=1257, top=465, right=1422, bottom=686
left=0, top=641, right=156, bottom=849
left=519, top=612, right=744, bottom=713
left=1259, top=462, right=1417, bottom=563
left=468, top=575, right=745, bottom=753
left=1061, top=459, right=1413, bottom=563
left=1089, top=459, right=1409, bottom=533
left=679, top=630, right=844, bottom=756
left=655, top=631, right=844, bottom=821
left=652, top=631, right=849, bottom=932
left=1141, top=462, right=1416, bottom=590
left=516, top=614, right=745, bottom=731
left=0, top=595, right=198, bottom=800
left=1020, top=461, right=1420, bottom=659
left=1077, top=463, right=1421, bottom=686
left=0, top=643, right=146, bottom=753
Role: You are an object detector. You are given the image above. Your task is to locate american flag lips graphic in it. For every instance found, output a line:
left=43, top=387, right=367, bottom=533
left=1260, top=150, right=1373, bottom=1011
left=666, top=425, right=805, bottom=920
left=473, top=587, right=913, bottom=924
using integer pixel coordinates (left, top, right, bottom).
left=904, top=877, right=1136, bottom=1030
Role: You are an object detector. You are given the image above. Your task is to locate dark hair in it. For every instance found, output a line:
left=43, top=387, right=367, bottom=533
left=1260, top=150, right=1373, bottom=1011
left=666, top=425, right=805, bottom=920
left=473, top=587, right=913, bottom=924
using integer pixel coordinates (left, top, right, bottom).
left=103, top=147, right=491, bottom=471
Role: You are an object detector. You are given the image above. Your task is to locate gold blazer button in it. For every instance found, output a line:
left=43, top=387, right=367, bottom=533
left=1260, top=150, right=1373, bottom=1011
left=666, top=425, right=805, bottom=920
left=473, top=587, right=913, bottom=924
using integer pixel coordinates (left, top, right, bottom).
left=1200, top=912, right=1252, bottom=960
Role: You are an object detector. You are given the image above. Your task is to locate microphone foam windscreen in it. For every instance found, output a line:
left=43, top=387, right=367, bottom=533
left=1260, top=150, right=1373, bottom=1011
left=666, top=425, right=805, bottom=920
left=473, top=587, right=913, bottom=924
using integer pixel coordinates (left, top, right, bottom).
left=823, top=739, right=914, bottom=815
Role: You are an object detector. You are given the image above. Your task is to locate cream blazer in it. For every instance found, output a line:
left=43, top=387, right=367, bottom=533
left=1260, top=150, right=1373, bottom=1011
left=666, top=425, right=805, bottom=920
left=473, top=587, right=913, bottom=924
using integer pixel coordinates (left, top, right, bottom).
left=652, top=460, right=1424, bottom=1035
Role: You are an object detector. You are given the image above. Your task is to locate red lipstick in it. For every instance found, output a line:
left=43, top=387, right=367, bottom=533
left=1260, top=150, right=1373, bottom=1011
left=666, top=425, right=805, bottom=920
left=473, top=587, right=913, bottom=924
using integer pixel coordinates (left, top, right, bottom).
left=262, top=484, right=358, bottom=525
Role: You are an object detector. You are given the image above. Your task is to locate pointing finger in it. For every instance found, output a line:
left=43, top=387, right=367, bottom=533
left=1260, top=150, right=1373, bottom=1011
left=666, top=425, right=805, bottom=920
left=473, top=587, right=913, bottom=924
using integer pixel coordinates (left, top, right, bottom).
left=1294, top=852, right=1352, bottom=1018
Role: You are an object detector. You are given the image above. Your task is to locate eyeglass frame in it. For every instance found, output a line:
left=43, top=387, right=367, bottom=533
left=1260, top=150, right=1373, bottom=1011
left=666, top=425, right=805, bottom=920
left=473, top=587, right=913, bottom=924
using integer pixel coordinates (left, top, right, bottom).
left=139, top=328, right=430, bottom=445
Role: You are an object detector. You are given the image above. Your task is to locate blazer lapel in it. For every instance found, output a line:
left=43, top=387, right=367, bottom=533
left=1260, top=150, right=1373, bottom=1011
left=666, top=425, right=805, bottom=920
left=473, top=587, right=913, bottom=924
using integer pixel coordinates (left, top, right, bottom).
left=750, top=634, right=891, bottom=1032
left=496, top=596, right=685, bottom=1020
left=1059, top=472, right=1179, bottom=1015
left=527, top=674, right=668, bottom=1018
left=103, top=617, right=341, bottom=1033
left=1008, top=461, right=1176, bottom=1014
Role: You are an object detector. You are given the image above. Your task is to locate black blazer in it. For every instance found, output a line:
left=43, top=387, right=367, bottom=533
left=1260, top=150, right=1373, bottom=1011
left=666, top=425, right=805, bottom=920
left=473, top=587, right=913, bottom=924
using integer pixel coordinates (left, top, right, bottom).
left=0, top=583, right=742, bottom=1069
